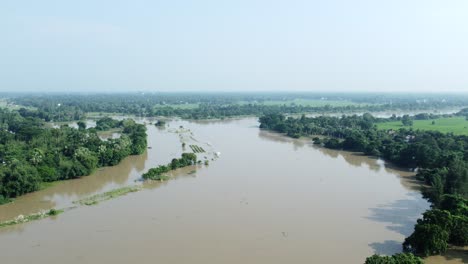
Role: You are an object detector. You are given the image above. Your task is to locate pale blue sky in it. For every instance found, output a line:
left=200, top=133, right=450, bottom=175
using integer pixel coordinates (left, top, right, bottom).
left=1, top=0, right=467, bottom=92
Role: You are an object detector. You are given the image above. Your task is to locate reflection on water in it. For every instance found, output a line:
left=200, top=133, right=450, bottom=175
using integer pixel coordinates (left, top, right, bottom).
left=366, top=194, right=428, bottom=237
left=368, top=240, right=403, bottom=256
left=0, top=117, right=454, bottom=264
left=257, top=130, right=309, bottom=151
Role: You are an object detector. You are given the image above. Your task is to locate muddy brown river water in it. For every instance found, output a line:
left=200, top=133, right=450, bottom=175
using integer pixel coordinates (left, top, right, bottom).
left=0, top=118, right=466, bottom=264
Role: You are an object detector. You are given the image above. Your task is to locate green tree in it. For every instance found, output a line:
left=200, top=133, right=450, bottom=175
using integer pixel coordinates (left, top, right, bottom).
left=74, top=147, right=98, bottom=174
left=77, top=121, right=86, bottom=130
left=0, top=161, right=40, bottom=197
left=365, top=254, right=393, bottom=264
left=417, top=209, right=452, bottom=232
left=445, top=157, right=468, bottom=196
left=155, top=120, right=166, bottom=127
left=402, top=115, right=413, bottom=126
left=440, top=195, right=468, bottom=215
left=403, top=224, right=449, bottom=256
left=450, top=215, right=468, bottom=245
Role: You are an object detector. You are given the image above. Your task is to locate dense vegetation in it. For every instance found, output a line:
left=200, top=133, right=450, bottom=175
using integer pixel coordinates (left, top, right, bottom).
left=259, top=112, right=468, bottom=261
left=364, top=253, right=423, bottom=264
left=403, top=195, right=468, bottom=256
left=142, top=153, right=197, bottom=180
left=95, top=117, right=124, bottom=131
left=5, top=93, right=468, bottom=121
left=0, top=110, right=147, bottom=204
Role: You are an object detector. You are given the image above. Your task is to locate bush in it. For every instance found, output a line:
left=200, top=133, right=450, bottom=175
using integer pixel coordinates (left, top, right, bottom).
left=48, top=209, right=59, bottom=216
left=0, top=195, right=11, bottom=205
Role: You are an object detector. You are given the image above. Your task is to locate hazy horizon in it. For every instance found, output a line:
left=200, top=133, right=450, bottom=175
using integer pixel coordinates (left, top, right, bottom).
left=3, top=91, right=468, bottom=96
left=1, top=0, right=467, bottom=93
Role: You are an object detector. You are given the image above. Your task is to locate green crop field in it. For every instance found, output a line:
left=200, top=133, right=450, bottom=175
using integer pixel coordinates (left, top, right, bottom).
left=377, top=117, right=468, bottom=135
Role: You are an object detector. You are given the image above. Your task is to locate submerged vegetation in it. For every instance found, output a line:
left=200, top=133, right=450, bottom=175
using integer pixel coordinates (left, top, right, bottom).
left=154, top=120, right=166, bottom=127
left=74, top=186, right=141, bottom=206
left=142, top=153, right=197, bottom=180
left=0, top=208, right=64, bottom=228
left=1, top=186, right=141, bottom=227
left=189, top=145, right=205, bottom=153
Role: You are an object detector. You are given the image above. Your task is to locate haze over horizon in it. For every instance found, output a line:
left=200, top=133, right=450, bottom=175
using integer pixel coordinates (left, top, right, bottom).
left=1, top=0, right=467, bottom=93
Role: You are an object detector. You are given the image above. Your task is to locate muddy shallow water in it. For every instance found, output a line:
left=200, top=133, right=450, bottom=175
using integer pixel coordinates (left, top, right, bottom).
left=0, top=118, right=465, bottom=263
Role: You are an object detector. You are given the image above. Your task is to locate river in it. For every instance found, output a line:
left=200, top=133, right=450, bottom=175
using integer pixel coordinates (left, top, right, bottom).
left=0, top=117, right=465, bottom=263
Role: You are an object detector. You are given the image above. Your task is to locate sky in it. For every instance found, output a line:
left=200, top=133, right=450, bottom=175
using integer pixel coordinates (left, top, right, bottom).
left=1, top=0, right=468, bottom=93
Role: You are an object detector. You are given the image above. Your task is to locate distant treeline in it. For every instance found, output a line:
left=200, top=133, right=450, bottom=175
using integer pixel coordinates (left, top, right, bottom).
left=6, top=93, right=468, bottom=121
left=259, top=112, right=468, bottom=260
left=0, top=110, right=147, bottom=204
left=383, top=109, right=468, bottom=123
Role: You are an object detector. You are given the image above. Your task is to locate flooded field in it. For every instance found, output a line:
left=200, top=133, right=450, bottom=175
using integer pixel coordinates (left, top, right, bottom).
left=0, top=118, right=464, bottom=263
